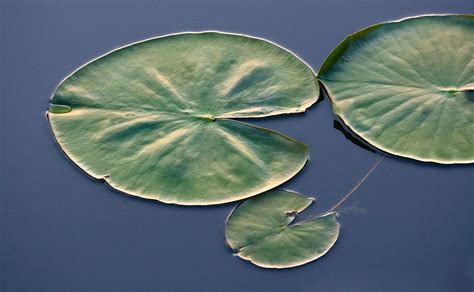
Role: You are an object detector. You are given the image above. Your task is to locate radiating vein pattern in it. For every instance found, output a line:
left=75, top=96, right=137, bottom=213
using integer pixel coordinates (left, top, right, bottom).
left=225, top=191, right=339, bottom=268
left=48, top=32, right=318, bottom=205
left=319, top=15, right=474, bottom=163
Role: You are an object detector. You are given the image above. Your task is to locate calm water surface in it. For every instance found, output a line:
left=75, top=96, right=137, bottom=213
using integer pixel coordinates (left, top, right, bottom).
left=1, top=0, right=473, bottom=290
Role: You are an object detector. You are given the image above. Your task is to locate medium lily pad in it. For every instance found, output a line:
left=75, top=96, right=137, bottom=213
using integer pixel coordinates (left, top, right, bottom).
left=225, top=190, right=339, bottom=269
left=48, top=32, right=319, bottom=205
left=318, top=15, right=474, bottom=164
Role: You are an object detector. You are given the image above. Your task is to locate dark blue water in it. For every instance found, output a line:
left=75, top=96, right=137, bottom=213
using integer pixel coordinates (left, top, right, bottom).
left=1, top=0, right=473, bottom=291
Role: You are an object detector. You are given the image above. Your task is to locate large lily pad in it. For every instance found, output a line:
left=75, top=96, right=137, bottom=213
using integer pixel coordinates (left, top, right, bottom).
left=48, top=32, right=319, bottom=205
left=225, top=190, right=339, bottom=269
left=318, top=15, right=474, bottom=164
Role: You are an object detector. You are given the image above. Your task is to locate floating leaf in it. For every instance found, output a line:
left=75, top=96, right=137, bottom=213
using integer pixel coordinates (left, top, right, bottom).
left=318, top=15, right=474, bottom=164
left=225, top=190, right=339, bottom=269
left=48, top=32, right=319, bottom=205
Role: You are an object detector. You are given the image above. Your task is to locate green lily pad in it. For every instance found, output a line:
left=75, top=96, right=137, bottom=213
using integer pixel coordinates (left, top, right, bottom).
left=318, top=15, right=474, bottom=164
left=48, top=32, right=319, bottom=205
left=225, top=190, right=339, bottom=269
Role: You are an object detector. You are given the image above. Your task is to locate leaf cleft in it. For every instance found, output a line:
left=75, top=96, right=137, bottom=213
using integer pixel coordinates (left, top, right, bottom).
left=226, top=191, right=340, bottom=268
left=318, top=15, right=474, bottom=164
left=48, top=32, right=319, bottom=205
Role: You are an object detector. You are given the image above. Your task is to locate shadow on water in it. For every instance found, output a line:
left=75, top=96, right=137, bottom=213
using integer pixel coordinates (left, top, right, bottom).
left=322, top=82, right=474, bottom=169
left=332, top=119, right=376, bottom=153
left=332, top=116, right=473, bottom=169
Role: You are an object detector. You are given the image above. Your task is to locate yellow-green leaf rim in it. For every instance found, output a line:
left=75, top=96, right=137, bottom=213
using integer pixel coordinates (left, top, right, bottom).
left=225, top=190, right=340, bottom=269
left=48, top=32, right=319, bottom=205
left=319, top=15, right=474, bottom=164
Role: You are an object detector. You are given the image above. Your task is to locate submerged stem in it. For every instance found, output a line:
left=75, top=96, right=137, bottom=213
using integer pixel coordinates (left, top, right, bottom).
left=328, top=157, right=384, bottom=213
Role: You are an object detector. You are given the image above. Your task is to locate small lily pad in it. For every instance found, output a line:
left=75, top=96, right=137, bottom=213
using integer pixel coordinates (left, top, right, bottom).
left=225, top=190, right=339, bottom=269
left=319, top=15, right=474, bottom=164
left=48, top=32, right=319, bottom=205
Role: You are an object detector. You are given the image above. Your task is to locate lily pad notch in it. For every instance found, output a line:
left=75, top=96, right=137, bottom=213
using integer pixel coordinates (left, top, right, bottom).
left=225, top=158, right=383, bottom=269
left=318, top=14, right=474, bottom=164
left=225, top=190, right=339, bottom=269
left=47, top=31, right=320, bottom=205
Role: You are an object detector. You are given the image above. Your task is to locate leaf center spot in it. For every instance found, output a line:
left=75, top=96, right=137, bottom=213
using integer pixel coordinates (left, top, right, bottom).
left=195, top=114, right=216, bottom=122
left=446, top=90, right=458, bottom=97
left=438, top=88, right=460, bottom=99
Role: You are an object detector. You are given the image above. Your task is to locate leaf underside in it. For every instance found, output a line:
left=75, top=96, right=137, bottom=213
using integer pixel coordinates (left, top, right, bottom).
left=225, top=190, right=339, bottom=269
left=319, top=15, right=474, bottom=164
left=48, top=32, right=319, bottom=205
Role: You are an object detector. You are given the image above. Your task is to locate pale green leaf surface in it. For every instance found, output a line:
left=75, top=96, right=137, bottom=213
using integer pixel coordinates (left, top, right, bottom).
left=225, top=190, right=339, bottom=269
left=48, top=32, right=318, bottom=205
left=319, top=15, right=474, bottom=164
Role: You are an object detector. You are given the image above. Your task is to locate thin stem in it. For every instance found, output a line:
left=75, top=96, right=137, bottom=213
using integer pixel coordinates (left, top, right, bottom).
left=328, top=157, right=384, bottom=213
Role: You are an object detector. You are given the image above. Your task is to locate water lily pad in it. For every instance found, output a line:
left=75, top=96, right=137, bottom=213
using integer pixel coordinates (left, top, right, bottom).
left=318, top=15, right=474, bottom=164
left=48, top=32, right=319, bottom=205
left=225, top=190, right=339, bottom=269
